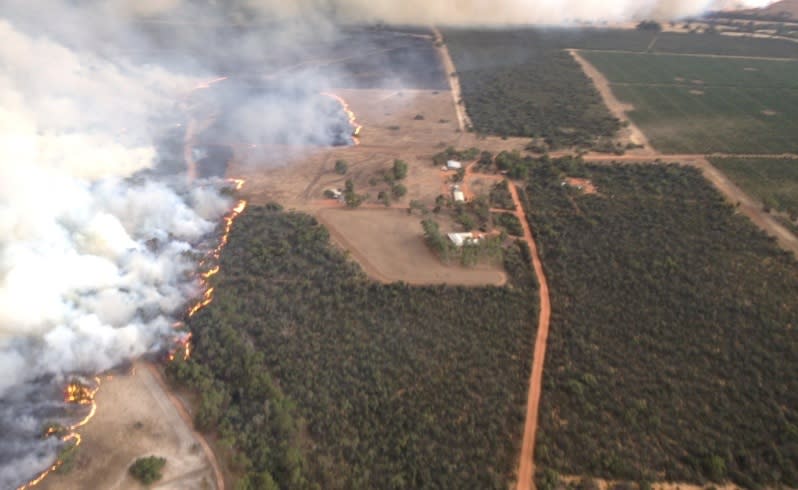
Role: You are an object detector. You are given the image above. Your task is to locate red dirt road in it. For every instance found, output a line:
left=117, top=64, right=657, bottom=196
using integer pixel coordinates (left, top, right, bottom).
left=459, top=163, right=550, bottom=490
left=505, top=181, right=551, bottom=490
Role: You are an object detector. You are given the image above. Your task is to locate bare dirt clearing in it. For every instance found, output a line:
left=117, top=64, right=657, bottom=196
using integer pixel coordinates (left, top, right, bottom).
left=565, top=177, right=598, bottom=194
left=317, top=207, right=506, bottom=285
left=233, top=87, right=528, bottom=286
left=39, top=363, right=218, bottom=490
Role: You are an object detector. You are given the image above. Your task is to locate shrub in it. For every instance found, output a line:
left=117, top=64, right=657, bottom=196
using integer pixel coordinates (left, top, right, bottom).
left=129, top=456, right=167, bottom=485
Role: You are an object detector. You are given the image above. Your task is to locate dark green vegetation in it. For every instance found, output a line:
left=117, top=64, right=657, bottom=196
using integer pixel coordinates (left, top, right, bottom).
left=711, top=157, right=798, bottom=217
left=129, top=456, right=167, bottom=485
left=521, top=158, right=798, bottom=487
left=490, top=180, right=516, bottom=210
left=493, top=213, right=524, bottom=237
left=444, top=30, right=620, bottom=148
left=443, top=27, right=798, bottom=149
left=171, top=207, right=539, bottom=489
left=581, top=51, right=798, bottom=153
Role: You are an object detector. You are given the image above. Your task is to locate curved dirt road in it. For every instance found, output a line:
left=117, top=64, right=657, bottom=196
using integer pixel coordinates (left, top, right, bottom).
left=146, top=364, right=225, bottom=490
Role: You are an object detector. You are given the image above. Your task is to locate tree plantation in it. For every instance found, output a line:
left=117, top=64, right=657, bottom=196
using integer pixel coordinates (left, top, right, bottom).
left=523, top=158, right=798, bottom=488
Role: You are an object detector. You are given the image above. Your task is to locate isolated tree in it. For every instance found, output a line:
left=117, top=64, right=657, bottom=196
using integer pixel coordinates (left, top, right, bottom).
left=334, top=160, right=349, bottom=175
left=393, top=159, right=409, bottom=180
left=129, top=456, right=167, bottom=485
left=392, top=183, right=407, bottom=199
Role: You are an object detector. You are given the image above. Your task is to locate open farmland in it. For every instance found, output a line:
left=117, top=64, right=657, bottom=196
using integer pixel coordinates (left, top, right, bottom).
left=170, top=207, right=539, bottom=489
left=711, top=157, right=798, bottom=217
left=580, top=51, right=798, bottom=153
left=442, top=28, right=798, bottom=150
left=521, top=159, right=798, bottom=488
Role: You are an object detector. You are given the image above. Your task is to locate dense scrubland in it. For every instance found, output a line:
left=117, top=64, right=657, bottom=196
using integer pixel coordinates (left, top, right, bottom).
left=170, top=207, right=538, bottom=489
left=582, top=51, right=798, bottom=153
left=514, top=157, right=798, bottom=488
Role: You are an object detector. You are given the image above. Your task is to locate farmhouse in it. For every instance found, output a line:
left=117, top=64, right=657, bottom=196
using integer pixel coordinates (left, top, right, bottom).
left=447, top=160, right=462, bottom=170
left=448, top=232, right=479, bottom=247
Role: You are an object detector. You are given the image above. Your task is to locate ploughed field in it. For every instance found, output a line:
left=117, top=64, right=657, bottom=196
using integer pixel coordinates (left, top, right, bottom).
left=581, top=51, right=798, bottom=154
left=522, top=158, right=798, bottom=488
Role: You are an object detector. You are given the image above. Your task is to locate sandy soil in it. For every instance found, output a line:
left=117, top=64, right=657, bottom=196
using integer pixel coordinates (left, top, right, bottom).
left=317, top=207, right=506, bottom=285
left=38, top=363, right=220, bottom=490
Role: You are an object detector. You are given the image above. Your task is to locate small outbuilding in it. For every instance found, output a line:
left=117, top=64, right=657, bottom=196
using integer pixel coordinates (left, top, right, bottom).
left=447, top=160, right=462, bottom=170
left=448, top=232, right=479, bottom=247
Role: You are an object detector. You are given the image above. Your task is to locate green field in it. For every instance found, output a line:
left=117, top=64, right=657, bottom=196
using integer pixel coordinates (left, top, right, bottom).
left=711, top=157, right=798, bottom=216
left=581, top=51, right=798, bottom=153
left=519, top=158, right=798, bottom=488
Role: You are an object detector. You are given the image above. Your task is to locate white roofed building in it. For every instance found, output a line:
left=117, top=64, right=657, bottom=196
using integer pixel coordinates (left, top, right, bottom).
left=448, top=232, right=479, bottom=247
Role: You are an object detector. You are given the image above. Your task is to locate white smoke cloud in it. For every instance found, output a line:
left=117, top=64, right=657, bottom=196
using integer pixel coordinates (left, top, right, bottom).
left=142, top=0, right=778, bottom=24
left=0, top=12, right=234, bottom=487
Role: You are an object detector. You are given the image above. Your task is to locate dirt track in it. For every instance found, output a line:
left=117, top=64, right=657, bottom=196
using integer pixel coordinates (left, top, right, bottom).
left=146, top=364, right=225, bottom=490
left=505, top=180, right=551, bottom=490
left=569, top=50, right=653, bottom=153
left=459, top=163, right=550, bottom=490
left=433, top=27, right=473, bottom=132
left=38, top=362, right=221, bottom=490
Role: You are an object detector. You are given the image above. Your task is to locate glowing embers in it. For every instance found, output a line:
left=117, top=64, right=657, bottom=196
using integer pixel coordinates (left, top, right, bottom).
left=18, top=378, right=101, bottom=490
left=321, top=92, right=362, bottom=145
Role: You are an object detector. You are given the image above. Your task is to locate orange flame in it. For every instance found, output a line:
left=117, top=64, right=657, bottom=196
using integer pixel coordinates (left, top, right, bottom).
left=321, top=92, right=362, bottom=144
left=169, top=179, right=247, bottom=362
left=18, top=378, right=101, bottom=490
left=192, top=76, right=228, bottom=91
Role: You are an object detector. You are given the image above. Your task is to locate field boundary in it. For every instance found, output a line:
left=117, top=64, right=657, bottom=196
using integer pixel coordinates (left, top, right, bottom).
left=569, top=50, right=654, bottom=153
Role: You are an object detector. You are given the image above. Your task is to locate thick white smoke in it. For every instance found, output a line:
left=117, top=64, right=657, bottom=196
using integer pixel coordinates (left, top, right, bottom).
left=0, top=18, right=230, bottom=394
left=132, top=0, right=777, bottom=24
left=0, top=13, right=233, bottom=488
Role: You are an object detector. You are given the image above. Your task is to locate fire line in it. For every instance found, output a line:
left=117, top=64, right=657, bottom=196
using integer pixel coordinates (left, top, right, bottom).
left=322, top=92, right=362, bottom=144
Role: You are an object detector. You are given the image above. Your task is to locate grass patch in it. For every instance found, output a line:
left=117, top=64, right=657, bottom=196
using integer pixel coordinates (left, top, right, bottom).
left=523, top=159, right=798, bottom=488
